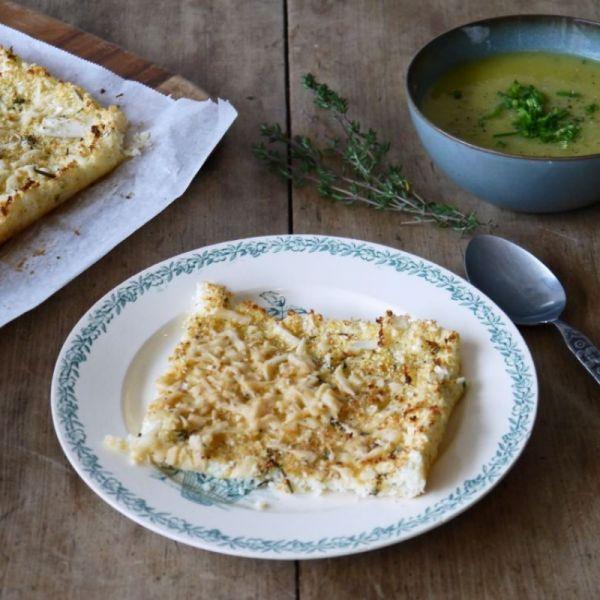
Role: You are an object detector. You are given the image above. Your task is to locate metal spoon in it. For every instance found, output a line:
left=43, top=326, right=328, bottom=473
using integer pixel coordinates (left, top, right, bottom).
left=464, top=234, right=600, bottom=385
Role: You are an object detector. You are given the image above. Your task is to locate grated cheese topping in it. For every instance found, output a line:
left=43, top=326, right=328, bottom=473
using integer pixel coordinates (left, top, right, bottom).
left=0, top=46, right=126, bottom=197
left=0, top=45, right=128, bottom=244
left=107, top=283, right=466, bottom=498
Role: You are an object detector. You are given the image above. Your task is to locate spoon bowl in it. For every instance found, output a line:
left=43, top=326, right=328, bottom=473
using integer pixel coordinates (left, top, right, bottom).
left=465, top=234, right=600, bottom=385
left=464, top=235, right=566, bottom=325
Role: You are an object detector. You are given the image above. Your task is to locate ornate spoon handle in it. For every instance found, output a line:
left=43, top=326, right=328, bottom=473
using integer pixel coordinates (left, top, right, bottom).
left=554, top=319, right=600, bottom=385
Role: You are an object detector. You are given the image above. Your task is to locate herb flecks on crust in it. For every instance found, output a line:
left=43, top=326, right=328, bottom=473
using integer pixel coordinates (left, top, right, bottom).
left=0, top=46, right=127, bottom=244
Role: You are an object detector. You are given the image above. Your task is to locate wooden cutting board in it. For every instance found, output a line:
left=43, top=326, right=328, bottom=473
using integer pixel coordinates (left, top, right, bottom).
left=0, top=0, right=208, bottom=100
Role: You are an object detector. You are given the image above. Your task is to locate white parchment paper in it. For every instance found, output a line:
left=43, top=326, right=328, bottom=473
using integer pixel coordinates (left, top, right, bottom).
left=0, top=24, right=237, bottom=328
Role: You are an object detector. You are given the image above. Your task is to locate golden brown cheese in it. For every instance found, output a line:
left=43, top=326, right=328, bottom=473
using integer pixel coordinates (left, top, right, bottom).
left=0, top=46, right=127, bottom=244
left=108, top=283, right=465, bottom=498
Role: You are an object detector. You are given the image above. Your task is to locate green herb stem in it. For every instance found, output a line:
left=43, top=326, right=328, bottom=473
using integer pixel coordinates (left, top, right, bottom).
left=253, top=74, right=481, bottom=234
left=492, top=131, right=519, bottom=138
left=556, top=90, right=582, bottom=98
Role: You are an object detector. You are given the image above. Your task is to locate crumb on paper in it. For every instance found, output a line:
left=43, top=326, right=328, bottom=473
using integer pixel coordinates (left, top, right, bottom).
left=32, top=248, right=46, bottom=257
left=254, top=500, right=270, bottom=511
left=99, top=88, right=106, bottom=94
left=124, top=131, right=151, bottom=157
left=73, top=228, right=81, bottom=236
left=15, top=257, right=26, bottom=272
left=116, top=92, right=124, bottom=98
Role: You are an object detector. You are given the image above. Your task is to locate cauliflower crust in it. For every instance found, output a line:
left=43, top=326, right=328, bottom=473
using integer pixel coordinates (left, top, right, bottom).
left=0, top=46, right=127, bottom=244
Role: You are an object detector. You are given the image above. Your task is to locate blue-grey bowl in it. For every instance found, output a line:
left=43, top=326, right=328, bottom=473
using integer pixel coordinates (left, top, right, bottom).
left=406, top=15, right=600, bottom=213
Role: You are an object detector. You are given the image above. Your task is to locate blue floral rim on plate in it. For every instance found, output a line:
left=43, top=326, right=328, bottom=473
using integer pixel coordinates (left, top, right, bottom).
left=53, top=235, right=537, bottom=556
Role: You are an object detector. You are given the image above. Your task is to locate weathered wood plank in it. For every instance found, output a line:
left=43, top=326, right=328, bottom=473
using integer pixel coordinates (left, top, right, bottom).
left=287, top=0, right=600, bottom=598
left=0, top=1, right=293, bottom=598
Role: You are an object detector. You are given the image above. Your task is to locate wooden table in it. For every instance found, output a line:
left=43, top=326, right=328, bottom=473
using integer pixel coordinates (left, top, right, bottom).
left=1, top=1, right=599, bottom=598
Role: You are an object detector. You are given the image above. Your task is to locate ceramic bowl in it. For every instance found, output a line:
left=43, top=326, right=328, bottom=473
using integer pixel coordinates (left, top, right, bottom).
left=406, top=15, right=600, bottom=213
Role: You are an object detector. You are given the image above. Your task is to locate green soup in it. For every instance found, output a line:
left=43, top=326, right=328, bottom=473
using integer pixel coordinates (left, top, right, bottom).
left=421, top=52, right=600, bottom=157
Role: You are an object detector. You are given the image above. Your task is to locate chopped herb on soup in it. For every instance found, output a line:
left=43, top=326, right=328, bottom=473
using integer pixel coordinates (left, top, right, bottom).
left=421, top=52, right=600, bottom=156
left=484, top=81, right=582, bottom=146
left=556, top=90, right=582, bottom=98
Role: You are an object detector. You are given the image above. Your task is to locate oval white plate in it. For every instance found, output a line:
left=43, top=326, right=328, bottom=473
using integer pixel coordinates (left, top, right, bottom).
left=51, top=235, right=538, bottom=559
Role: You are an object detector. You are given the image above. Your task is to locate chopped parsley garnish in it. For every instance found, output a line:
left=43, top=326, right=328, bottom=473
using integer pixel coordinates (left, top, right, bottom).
left=481, top=81, right=582, bottom=145
left=585, top=103, right=598, bottom=115
left=450, top=90, right=463, bottom=99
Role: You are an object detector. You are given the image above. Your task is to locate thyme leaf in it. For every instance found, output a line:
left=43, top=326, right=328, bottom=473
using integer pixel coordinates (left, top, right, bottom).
left=33, top=167, right=55, bottom=178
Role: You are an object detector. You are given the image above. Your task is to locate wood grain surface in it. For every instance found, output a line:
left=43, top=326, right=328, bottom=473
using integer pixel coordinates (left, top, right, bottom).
left=1, top=1, right=599, bottom=598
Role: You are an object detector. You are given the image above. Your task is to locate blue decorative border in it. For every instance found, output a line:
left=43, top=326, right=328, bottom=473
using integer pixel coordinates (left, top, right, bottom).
left=54, top=236, right=536, bottom=556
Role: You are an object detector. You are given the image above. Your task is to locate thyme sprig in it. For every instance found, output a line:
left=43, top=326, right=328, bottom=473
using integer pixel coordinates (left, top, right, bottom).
left=252, top=74, right=480, bottom=233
